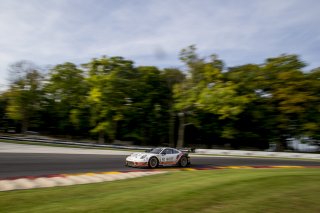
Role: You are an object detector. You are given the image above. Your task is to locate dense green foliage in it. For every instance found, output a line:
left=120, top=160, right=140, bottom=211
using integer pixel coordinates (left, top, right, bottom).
left=1, top=46, right=320, bottom=149
left=1, top=169, right=319, bottom=213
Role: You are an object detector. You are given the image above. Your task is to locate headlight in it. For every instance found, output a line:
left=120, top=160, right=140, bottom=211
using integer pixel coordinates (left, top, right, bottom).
left=140, top=154, right=147, bottom=159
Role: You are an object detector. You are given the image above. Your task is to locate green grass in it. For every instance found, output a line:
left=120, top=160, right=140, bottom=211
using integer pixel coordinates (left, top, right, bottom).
left=1, top=169, right=319, bottom=213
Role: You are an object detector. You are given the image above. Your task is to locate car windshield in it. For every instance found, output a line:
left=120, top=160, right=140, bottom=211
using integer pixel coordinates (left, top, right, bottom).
left=149, top=148, right=163, bottom=154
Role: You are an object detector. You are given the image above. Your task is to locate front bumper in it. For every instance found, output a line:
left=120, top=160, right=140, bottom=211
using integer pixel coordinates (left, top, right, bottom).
left=126, top=156, right=149, bottom=167
left=126, top=161, right=148, bottom=167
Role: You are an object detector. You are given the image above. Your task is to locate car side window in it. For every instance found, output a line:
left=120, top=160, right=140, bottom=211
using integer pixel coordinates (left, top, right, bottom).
left=163, top=149, right=173, bottom=154
left=172, top=149, right=179, bottom=154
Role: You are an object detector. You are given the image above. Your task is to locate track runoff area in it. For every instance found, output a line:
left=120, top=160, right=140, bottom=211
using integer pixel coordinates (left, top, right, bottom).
left=1, top=165, right=319, bottom=191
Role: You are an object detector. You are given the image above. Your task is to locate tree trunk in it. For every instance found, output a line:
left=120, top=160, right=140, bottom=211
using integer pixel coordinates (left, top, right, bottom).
left=169, top=111, right=175, bottom=148
left=21, top=119, right=28, bottom=134
left=110, top=120, right=117, bottom=143
left=98, top=130, right=104, bottom=144
left=275, top=135, right=287, bottom=152
left=176, top=112, right=185, bottom=148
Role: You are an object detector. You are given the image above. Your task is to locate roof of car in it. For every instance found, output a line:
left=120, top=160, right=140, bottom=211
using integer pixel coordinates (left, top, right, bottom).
left=156, top=147, right=177, bottom=149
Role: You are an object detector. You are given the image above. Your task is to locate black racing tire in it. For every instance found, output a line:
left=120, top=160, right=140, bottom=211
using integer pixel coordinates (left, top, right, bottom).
left=179, top=156, right=188, bottom=167
left=148, top=157, right=159, bottom=169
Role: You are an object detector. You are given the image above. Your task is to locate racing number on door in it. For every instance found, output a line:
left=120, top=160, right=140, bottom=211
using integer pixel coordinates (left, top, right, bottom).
left=161, top=149, right=175, bottom=163
left=166, top=156, right=174, bottom=161
left=161, top=156, right=174, bottom=162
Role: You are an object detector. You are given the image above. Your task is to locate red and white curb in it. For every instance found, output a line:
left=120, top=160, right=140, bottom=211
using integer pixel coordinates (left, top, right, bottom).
left=0, top=171, right=166, bottom=192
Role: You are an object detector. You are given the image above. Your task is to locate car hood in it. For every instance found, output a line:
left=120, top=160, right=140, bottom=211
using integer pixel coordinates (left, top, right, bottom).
left=130, top=152, right=156, bottom=158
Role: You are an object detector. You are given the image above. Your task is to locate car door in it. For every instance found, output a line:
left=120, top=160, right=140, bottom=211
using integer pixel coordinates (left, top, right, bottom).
left=161, top=148, right=176, bottom=165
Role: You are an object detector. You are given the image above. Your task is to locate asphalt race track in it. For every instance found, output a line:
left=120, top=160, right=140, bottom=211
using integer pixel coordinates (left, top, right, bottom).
left=1, top=153, right=319, bottom=178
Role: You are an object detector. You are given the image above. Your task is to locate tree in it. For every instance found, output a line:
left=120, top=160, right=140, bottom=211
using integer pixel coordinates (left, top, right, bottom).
left=303, top=68, right=320, bottom=140
left=162, top=68, right=186, bottom=147
left=0, top=92, right=10, bottom=132
left=2, top=51, right=320, bottom=151
left=43, top=62, right=88, bottom=135
left=115, top=66, right=173, bottom=146
left=84, top=56, right=136, bottom=143
left=174, top=45, right=206, bottom=148
left=257, top=54, right=317, bottom=150
left=223, top=56, right=320, bottom=150
left=6, top=61, right=43, bottom=133
left=225, top=64, right=274, bottom=149
left=174, top=46, right=250, bottom=147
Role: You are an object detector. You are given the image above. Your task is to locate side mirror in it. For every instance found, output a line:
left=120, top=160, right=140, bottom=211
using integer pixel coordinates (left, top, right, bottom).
left=161, top=153, right=166, bottom=156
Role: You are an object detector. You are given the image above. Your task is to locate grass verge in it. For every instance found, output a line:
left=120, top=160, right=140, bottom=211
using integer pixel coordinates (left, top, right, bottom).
left=1, top=168, right=319, bottom=213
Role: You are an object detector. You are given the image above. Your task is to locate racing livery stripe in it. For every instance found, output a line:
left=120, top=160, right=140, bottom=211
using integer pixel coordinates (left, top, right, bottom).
left=160, top=161, right=177, bottom=165
left=175, top=153, right=184, bottom=163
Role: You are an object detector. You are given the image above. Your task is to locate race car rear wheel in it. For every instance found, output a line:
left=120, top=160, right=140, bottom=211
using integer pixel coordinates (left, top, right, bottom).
left=179, top=156, right=188, bottom=167
left=148, top=157, right=159, bottom=168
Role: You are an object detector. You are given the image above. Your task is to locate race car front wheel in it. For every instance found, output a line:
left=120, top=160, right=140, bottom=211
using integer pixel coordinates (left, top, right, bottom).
left=148, top=157, right=159, bottom=168
left=179, top=156, right=188, bottom=167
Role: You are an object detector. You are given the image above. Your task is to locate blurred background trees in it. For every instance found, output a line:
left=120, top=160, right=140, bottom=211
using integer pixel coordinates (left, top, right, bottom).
left=5, top=61, right=43, bottom=133
left=0, top=47, right=319, bottom=151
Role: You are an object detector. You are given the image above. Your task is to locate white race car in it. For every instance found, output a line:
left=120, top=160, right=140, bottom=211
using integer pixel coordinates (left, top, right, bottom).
left=125, top=147, right=191, bottom=168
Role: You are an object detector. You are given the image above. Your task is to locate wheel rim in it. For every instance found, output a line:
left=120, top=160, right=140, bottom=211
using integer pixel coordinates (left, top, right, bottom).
left=181, top=157, right=187, bottom=167
left=150, top=158, right=157, bottom=167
